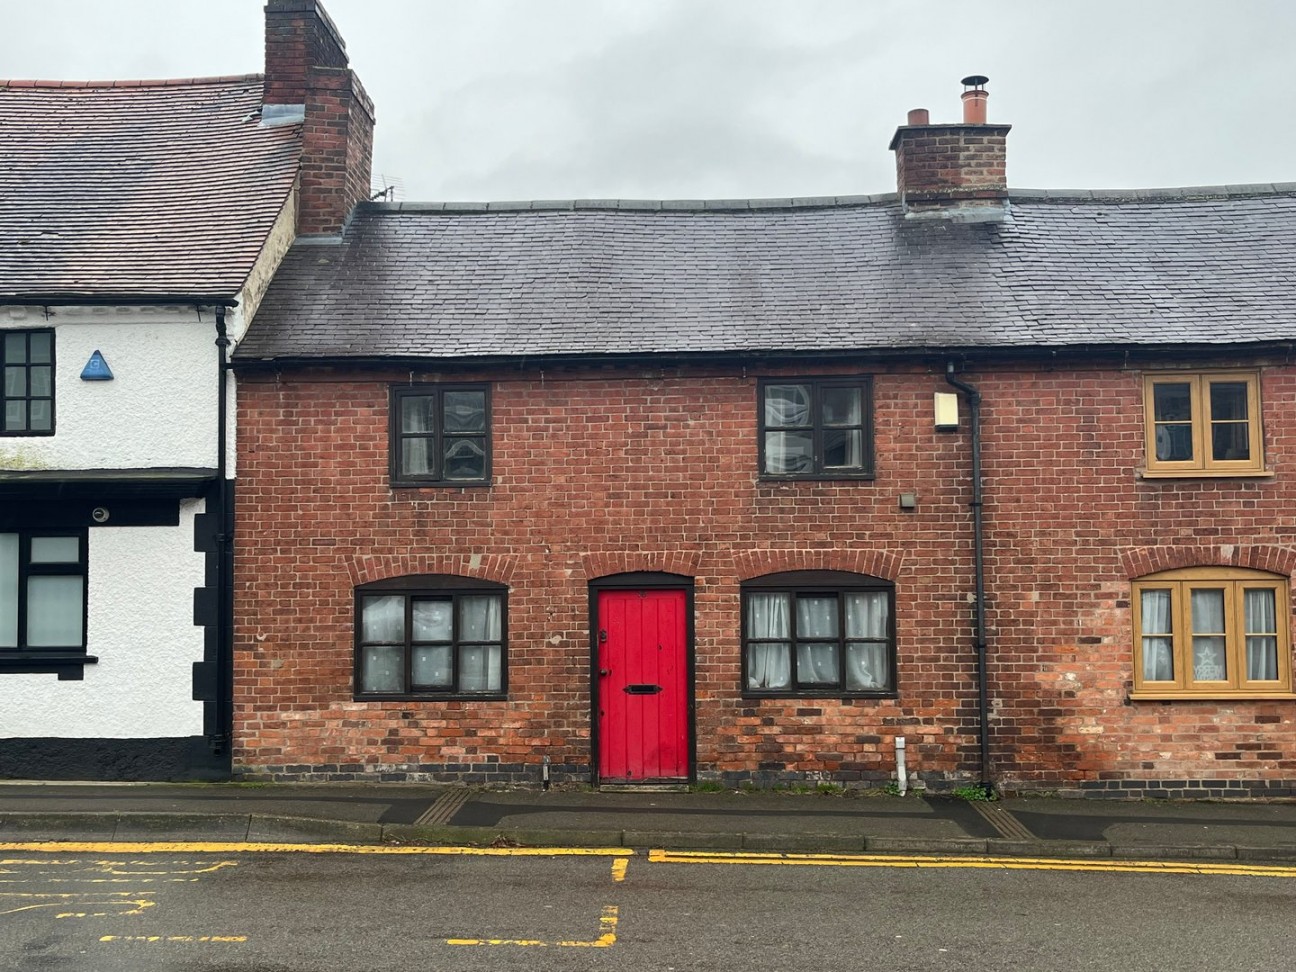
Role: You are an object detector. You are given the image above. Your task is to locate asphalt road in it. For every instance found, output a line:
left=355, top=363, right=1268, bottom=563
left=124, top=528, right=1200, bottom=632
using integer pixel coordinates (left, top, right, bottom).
left=3, top=845, right=1294, bottom=972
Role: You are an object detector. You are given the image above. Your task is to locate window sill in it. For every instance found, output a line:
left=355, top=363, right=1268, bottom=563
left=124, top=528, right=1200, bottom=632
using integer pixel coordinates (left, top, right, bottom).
left=758, top=473, right=877, bottom=483
left=354, top=693, right=507, bottom=703
left=742, top=691, right=898, bottom=701
left=1138, top=468, right=1273, bottom=480
left=390, top=480, right=492, bottom=490
left=0, top=652, right=98, bottom=680
left=1129, top=690, right=1296, bottom=701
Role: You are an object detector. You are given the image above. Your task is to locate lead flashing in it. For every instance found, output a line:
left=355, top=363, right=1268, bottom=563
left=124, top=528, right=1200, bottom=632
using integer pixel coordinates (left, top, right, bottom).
left=260, top=103, right=305, bottom=127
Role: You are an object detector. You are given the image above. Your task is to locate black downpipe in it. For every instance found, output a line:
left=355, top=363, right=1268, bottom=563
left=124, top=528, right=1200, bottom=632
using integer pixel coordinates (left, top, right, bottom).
left=212, top=308, right=234, bottom=759
left=945, top=362, right=992, bottom=796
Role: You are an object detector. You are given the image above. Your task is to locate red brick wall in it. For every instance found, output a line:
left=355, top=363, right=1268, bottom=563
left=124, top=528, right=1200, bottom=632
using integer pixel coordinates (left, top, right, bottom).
left=263, top=0, right=374, bottom=237
left=297, top=67, right=373, bottom=236
left=892, top=123, right=1010, bottom=208
left=232, top=356, right=1296, bottom=795
left=264, top=0, right=350, bottom=107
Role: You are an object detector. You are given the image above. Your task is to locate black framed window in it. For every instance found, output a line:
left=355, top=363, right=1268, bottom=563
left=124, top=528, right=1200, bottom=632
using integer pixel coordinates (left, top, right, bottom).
left=742, top=571, right=895, bottom=698
left=759, top=377, right=873, bottom=478
left=2, top=330, right=55, bottom=435
left=390, top=384, right=490, bottom=486
left=355, top=576, right=507, bottom=699
left=0, top=531, right=87, bottom=655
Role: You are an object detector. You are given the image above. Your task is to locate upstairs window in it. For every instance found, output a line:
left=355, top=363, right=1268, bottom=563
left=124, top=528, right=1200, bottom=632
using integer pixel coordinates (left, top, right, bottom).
left=1132, top=567, right=1292, bottom=699
left=0, top=531, right=86, bottom=655
left=2, top=330, right=54, bottom=435
left=759, top=377, right=873, bottom=479
left=1143, top=372, right=1263, bottom=476
left=390, top=384, right=490, bottom=486
left=355, top=576, right=507, bottom=699
left=742, top=571, right=895, bottom=698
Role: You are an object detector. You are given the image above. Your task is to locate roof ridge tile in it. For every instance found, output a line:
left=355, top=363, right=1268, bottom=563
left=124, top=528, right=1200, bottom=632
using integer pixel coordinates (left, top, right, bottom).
left=0, top=73, right=262, bottom=90
left=359, top=193, right=901, bottom=216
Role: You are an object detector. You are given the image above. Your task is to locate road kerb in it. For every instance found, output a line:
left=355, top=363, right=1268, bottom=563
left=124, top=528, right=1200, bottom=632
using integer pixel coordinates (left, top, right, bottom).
left=867, top=837, right=989, bottom=854
left=986, top=838, right=1111, bottom=858
left=1110, top=843, right=1237, bottom=860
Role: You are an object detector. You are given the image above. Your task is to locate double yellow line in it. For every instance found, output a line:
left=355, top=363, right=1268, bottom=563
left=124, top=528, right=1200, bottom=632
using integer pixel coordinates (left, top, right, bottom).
left=649, top=849, right=1296, bottom=878
left=4, top=843, right=1293, bottom=878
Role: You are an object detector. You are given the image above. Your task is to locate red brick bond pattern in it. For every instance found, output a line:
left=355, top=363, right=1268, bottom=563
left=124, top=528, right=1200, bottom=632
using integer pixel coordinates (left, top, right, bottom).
left=233, top=358, right=1296, bottom=792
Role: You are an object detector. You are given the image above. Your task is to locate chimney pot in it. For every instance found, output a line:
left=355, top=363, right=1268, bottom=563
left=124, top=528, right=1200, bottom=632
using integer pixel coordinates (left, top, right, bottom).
left=960, top=74, right=989, bottom=125
left=907, top=108, right=930, bottom=126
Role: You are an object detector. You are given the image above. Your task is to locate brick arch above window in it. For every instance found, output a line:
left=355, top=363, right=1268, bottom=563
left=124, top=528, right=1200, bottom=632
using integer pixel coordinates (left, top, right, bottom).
left=733, top=548, right=904, bottom=583
left=579, top=550, right=702, bottom=581
left=348, top=553, right=517, bottom=587
left=1130, top=564, right=1293, bottom=699
left=1122, top=544, right=1296, bottom=580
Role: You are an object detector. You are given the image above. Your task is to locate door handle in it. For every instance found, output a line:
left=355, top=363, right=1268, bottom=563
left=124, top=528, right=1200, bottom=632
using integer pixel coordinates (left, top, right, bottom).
left=624, top=683, right=663, bottom=695
left=599, top=669, right=611, bottom=676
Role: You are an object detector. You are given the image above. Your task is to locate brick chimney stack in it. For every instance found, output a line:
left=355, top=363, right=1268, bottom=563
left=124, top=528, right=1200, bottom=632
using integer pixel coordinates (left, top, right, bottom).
left=263, top=0, right=374, bottom=237
left=889, top=76, right=1010, bottom=222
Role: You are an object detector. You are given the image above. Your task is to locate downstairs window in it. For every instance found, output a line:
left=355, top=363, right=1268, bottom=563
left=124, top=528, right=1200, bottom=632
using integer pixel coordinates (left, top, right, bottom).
left=742, top=570, right=895, bottom=698
left=1132, top=567, right=1293, bottom=699
left=355, top=575, right=507, bottom=699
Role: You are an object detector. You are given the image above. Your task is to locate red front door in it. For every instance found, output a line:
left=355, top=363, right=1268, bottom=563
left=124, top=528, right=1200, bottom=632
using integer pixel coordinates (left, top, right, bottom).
left=596, top=588, right=689, bottom=782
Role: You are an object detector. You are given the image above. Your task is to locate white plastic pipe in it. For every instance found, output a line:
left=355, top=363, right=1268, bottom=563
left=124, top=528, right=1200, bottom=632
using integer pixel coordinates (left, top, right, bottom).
left=895, top=736, right=908, bottom=796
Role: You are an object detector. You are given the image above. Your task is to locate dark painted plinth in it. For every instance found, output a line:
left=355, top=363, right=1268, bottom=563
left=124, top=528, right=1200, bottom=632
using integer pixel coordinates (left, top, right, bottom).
left=243, top=761, right=589, bottom=785
left=0, top=737, right=229, bottom=782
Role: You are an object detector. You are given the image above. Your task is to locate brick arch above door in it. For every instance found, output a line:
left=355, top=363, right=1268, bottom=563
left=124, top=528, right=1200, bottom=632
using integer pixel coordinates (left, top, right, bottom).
left=579, top=550, right=703, bottom=581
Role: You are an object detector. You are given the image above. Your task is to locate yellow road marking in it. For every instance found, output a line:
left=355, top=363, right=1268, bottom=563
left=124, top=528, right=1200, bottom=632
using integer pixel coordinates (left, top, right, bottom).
left=0, top=842, right=632, bottom=857
left=648, top=849, right=1296, bottom=878
left=0, top=858, right=239, bottom=921
left=0, top=894, right=155, bottom=917
left=99, top=935, right=246, bottom=943
left=448, top=905, right=618, bottom=948
left=611, top=858, right=628, bottom=882
left=1, top=859, right=236, bottom=876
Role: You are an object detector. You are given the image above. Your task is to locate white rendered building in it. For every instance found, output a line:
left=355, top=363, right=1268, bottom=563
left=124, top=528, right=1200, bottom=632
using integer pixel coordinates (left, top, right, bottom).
left=0, top=0, right=371, bottom=778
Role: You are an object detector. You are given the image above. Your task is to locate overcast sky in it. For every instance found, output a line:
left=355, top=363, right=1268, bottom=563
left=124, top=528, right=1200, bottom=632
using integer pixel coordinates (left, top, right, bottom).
left=4, top=0, right=1294, bottom=201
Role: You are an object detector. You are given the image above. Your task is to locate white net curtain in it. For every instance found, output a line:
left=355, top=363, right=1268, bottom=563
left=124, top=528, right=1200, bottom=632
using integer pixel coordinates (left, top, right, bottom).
left=360, top=591, right=502, bottom=693
left=746, top=589, right=889, bottom=692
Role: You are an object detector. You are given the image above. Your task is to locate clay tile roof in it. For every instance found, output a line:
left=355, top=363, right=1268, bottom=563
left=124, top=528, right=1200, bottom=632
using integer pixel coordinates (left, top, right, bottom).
left=240, top=186, right=1296, bottom=361
left=0, top=75, right=300, bottom=302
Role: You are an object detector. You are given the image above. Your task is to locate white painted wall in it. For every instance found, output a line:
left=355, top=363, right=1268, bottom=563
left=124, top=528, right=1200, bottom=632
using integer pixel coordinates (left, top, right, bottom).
left=0, top=498, right=207, bottom=739
left=0, top=198, right=294, bottom=752
left=0, top=305, right=222, bottom=473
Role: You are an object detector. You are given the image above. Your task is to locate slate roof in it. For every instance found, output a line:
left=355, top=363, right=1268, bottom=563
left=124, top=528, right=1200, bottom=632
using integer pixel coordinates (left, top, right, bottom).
left=0, top=76, right=299, bottom=302
left=240, top=184, right=1296, bottom=361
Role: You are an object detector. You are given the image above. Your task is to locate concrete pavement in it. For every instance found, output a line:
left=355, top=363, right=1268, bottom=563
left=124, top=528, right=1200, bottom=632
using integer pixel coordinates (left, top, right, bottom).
left=1, top=782, right=1294, bottom=862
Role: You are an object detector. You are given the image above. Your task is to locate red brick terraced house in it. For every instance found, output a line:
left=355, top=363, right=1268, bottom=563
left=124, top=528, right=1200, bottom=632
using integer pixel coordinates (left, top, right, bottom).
left=233, top=66, right=1296, bottom=798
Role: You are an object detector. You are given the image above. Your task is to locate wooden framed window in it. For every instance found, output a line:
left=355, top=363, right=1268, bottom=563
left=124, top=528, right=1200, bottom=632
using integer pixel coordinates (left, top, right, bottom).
left=390, top=384, right=490, bottom=486
left=0, top=530, right=87, bottom=660
left=741, top=571, right=896, bottom=698
left=1143, top=372, right=1264, bottom=476
left=1132, top=567, right=1293, bottom=699
left=758, top=377, right=874, bottom=479
left=354, top=575, right=507, bottom=700
left=2, top=330, right=55, bottom=435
